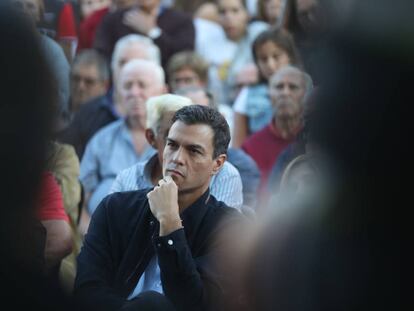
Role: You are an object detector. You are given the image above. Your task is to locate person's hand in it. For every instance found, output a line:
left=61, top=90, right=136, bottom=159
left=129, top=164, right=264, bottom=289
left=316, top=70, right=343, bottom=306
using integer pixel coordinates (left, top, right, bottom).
left=147, top=176, right=182, bottom=236
left=123, top=8, right=157, bottom=35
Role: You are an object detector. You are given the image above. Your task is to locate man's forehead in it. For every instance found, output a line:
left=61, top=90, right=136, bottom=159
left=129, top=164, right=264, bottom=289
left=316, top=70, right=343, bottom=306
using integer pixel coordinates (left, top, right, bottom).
left=167, top=121, right=213, bottom=146
left=73, top=63, right=98, bottom=74
left=121, top=66, right=154, bottom=82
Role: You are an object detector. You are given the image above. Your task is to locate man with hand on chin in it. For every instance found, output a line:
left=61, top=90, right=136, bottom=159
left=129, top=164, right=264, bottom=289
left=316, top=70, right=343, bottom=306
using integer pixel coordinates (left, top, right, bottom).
left=74, top=105, right=243, bottom=310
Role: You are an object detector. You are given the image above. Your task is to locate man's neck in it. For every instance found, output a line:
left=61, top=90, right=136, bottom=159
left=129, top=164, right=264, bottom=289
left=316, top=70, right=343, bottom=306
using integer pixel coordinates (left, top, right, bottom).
left=150, top=160, right=163, bottom=186
left=274, top=115, right=302, bottom=140
left=127, top=117, right=145, bottom=132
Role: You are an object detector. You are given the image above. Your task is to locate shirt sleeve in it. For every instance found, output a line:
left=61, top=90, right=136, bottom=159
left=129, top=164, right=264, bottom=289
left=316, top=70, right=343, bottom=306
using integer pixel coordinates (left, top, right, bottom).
left=74, top=195, right=126, bottom=311
left=93, top=12, right=115, bottom=61
left=80, top=135, right=100, bottom=194
left=233, top=87, right=249, bottom=114
left=47, top=143, right=82, bottom=225
left=154, top=228, right=217, bottom=310
left=37, top=172, right=69, bottom=222
left=210, top=162, right=244, bottom=210
left=153, top=12, right=195, bottom=66
left=109, top=171, right=125, bottom=194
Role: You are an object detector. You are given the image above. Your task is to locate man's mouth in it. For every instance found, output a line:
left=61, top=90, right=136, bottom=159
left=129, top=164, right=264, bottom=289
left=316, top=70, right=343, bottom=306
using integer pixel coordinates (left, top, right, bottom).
left=166, top=169, right=184, bottom=177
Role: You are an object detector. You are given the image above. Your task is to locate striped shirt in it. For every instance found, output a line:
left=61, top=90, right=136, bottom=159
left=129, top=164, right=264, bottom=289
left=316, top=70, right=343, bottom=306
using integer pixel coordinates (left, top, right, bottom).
left=110, top=153, right=243, bottom=209
left=80, top=119, right=156, bottom=215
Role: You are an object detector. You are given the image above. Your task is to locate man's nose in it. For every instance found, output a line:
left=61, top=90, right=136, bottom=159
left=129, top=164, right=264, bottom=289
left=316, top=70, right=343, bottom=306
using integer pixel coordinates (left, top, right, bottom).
left=171, top=147, right=185, bottom=165
left=130, top=85, right=142, bottom=97
left=281, top=85, right=291, bottom=97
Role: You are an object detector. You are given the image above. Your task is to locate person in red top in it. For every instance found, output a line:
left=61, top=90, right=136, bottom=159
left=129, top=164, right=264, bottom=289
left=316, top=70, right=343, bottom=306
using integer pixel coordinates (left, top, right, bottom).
left=242, top=65, right=313, bottom=196
left=37, top=171, right=73, bottom=274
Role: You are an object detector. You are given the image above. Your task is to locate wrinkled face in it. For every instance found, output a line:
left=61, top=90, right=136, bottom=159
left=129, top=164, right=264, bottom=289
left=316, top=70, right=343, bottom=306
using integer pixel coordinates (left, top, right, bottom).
left=13, top=0, right=41, bottom=23
left=270, top=71, right=306, bottom=117
left=170, top=68, right=203, bottom=93
left=163, top=121, right=219, bottom=194
left=264, top=0, right=283, bottom=25
left=70, top=64, right=107, bottom=110
left=217, top=0, right=248, bottom=41
left=256, top=41, right=291, bottom=80
left=80, top=0, right=110, bottom=19
left=113, top=43, right=151, bottom=83
left=118, top=65, right=164, bottom=121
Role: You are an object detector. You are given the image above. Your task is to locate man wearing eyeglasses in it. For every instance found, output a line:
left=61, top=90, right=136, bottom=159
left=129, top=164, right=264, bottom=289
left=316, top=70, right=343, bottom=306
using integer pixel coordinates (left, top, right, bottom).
left=70, top=49, right=110, bottom=114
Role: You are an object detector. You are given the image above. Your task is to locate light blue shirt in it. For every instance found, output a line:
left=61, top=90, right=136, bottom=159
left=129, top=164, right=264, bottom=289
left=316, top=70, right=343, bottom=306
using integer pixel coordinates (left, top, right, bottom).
left=127, top=256, right=163, bottom=300
left=110, top=153, right=243, bottom=209
left=80, top=119, right=156, bottom=215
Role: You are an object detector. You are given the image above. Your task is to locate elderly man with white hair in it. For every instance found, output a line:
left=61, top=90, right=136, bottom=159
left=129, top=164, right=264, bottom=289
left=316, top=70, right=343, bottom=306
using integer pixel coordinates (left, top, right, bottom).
left=80, top=59, right=167, bottom=220
left=110, top=94, right=244, bottom=209
left=60, top=34, right=161, bottom=159
left=242, top=65, right=313, bottom=194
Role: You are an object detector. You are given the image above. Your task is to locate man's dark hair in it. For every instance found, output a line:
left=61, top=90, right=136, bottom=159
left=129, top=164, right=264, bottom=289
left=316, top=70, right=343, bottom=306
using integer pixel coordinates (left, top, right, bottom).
left=172, top=105, right=230, bottom=158
left=72, top=49, right=110, bottom=82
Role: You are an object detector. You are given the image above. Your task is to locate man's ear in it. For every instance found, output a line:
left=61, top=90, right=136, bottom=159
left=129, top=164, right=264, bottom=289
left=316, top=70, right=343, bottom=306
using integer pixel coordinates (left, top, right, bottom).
left=211, top=154, right=227, bottom=175
left=145, top=128, right=156, bottom=147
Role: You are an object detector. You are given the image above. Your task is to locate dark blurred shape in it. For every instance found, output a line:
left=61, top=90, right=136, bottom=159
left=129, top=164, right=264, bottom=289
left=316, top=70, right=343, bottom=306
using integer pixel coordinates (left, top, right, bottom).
left=0, top=1, right=80, bottom=309
left=239, top=1, right=411, bottom=310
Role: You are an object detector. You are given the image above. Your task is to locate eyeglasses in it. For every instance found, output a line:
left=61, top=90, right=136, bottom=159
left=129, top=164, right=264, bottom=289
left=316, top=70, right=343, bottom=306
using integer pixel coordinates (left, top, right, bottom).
left=71, top=74, right=100, bottom=87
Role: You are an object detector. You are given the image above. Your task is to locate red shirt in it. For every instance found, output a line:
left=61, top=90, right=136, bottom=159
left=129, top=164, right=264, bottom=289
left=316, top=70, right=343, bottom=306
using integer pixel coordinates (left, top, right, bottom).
left=78, top=7, right=109, bottom=51
left=242, top=123, right=296, bottom=192
left=37, top=172, right=69, bottom=222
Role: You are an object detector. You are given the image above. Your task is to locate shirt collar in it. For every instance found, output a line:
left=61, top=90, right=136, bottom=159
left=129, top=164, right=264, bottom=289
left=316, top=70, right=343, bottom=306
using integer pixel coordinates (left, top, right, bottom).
left=99, top=87, right=120, bottom=118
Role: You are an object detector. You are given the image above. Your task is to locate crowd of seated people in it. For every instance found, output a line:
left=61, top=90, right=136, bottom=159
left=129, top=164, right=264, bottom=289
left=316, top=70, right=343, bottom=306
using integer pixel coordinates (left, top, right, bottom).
left=2, top=0, right=410, bottom=309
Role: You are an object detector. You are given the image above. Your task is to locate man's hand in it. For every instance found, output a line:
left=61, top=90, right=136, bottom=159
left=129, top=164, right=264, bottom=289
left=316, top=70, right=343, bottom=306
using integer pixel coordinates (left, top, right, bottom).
left=123, top=8, right=157, bottom=35
left=147, top=176, right=182, bottom=236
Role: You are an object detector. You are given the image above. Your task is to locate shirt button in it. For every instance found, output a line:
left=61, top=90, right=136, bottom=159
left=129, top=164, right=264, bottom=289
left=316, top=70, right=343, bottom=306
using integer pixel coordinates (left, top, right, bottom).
left=149, top=220, right=154, bottom=226
left=167, top=239, right=173, bottom=246
left=157, top=243, right=161, bottom=248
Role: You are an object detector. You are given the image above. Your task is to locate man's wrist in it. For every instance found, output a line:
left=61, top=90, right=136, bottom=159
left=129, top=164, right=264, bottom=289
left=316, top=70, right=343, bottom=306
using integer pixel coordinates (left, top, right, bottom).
left=159, top=216, right=182, bottom=236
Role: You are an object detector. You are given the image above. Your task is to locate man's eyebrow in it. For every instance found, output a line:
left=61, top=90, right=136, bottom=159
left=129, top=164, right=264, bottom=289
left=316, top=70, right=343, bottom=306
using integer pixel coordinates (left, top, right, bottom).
left=187, top=144, right=205, bottom=152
